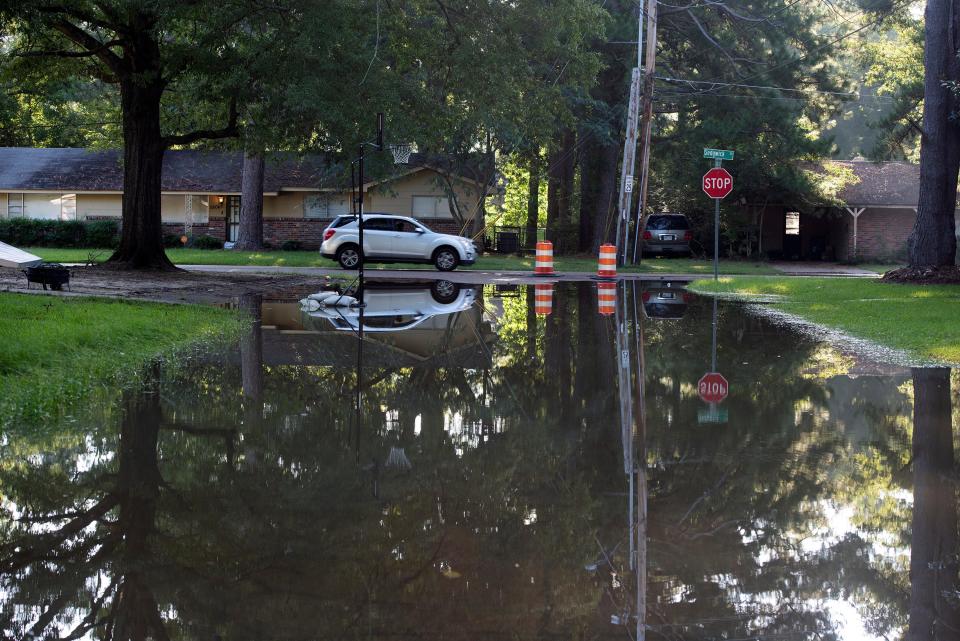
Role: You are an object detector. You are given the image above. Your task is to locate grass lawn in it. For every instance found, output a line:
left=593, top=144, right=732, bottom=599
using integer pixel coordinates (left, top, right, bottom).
left=0, top=293, right=239, bottom=430
left=689, top=276, right=960, bottom=363
left=24, top=246, right=779, bottom=275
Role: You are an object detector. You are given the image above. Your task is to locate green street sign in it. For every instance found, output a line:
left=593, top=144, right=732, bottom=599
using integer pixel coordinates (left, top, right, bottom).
left=703, top=148, right=735, bottom=160
left=698, top=407, right=729, bottom=424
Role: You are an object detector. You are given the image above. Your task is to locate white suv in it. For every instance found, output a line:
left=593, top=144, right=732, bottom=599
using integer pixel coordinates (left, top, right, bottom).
left=320, top=214, right=477, bottom=271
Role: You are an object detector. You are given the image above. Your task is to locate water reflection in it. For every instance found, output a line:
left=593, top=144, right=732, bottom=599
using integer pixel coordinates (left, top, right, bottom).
left=0, top=281, right=958, bottom=640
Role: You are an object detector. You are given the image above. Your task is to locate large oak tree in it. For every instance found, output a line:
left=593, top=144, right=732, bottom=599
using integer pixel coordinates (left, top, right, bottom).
left=0, top=1, right=306, bottom=269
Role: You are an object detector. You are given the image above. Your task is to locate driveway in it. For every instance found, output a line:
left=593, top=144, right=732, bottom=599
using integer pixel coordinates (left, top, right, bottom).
left=769, top=262, right=879, bottom=277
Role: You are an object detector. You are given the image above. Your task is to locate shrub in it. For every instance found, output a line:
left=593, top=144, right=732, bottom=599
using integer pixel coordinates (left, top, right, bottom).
left=163, top=233, right=184, bottom=248
left=85, top=220, right=120, bottom=248
left=0, top=218, right=120, bottom=248
left=280, top=240, right=302, bottom=251
left=191, top=235, right=223, bottom=250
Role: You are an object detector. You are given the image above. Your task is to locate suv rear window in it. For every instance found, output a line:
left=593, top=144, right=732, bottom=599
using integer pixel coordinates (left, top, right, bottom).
left=645, top=215, right=689, bottom=230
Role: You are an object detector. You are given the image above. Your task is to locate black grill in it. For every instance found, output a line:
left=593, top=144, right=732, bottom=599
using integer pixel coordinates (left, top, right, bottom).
left=24, top=263, right=71, bottom=291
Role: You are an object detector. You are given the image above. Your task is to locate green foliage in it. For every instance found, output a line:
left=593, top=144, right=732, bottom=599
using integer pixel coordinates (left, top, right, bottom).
left=163, top=233, right=185, bottom=248
left=0, top=219, right=118, bottom=248
left=0, top=293, right=240, bottom=429
left=190, top=235, right=223, bottom=250
left=496, top=156, right=546, bottom=227
left=279, top=240, right=302, bottom=251
left=860, top=16, right=924, bottom=160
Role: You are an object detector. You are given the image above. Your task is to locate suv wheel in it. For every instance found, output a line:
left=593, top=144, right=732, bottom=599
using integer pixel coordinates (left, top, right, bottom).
left=337, top=244, right=361, bottom=270
left=433, top=247, right=459, bottom=272
left=430, top=280, right=461, bottom=304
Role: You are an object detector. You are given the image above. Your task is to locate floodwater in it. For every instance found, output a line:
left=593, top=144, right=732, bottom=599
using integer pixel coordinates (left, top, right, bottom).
left=2, top=279, right=958, bottom=640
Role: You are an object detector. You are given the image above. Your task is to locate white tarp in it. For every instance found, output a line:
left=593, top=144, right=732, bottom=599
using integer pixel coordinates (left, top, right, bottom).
left=0, top=241, right=43, bottom=269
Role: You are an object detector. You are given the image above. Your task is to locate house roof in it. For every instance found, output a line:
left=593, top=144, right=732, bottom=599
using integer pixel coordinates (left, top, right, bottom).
left=820, top=160, right=920, bottom=207
left=0, top=147, right=342, bottom=193
left=0, top=147, right=495, bottom=194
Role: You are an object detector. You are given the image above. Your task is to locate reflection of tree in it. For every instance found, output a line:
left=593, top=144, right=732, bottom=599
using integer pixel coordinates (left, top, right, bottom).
left=908, top=367, right=960, bottom=641
left=0, top=373, right=170, bottom=640
left=2, top=285, right=955, bottom=641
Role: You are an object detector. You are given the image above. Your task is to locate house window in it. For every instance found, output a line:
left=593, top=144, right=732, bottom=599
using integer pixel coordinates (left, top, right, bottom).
left=412, top=195, right=451, bottom=218
left=305, top=194, right=350, bottom=219
left=60, top=194, right=77, bottom=220
left=7, top=193, right=24, bottom=217
left=785, top=211, right=800, bottom=236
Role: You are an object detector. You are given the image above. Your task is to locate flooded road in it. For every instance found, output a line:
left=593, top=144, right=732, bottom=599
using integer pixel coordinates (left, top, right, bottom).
left=1, top=280, right=957, bottom=640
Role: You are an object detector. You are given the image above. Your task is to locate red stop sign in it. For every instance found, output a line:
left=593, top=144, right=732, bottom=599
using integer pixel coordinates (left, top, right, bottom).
left=702, top=167, right=733, bottom=199
left=698, top=372, right=729, bottom=403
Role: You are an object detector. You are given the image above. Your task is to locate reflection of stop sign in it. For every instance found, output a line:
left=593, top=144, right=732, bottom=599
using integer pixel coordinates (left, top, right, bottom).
left=702, top=167, right=733, bottom=199
left=698, top=372, right=729, bottom=403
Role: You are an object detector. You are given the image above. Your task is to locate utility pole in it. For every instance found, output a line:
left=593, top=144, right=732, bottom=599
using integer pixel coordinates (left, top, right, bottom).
left=614, top=7, right=644, bottom=266
left=632, top=0, right=659, bottom=264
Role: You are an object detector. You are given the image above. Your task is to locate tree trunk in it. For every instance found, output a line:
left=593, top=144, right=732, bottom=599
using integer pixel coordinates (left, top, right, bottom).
left=235, top=152, right=265, bottom=250
left=547, top=144, right=561, bottom=245
left=578, top=137, right=598, bottom=253
left=593, top=142, right=620, bottom=251
left=546, top=130, right=576, bottom=253
left=108, top=78, right=174, bottom=270
left=908, top=367, right=960, bottom=640
left=526, top=151, right=541, bottom=248
left=908, top=0, right=960, bottom=267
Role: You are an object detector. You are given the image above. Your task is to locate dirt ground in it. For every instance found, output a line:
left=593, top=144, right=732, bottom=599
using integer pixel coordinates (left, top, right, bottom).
left=881, top=265, right=960, bottom=284
left=0, top=266, right=334, bottom=305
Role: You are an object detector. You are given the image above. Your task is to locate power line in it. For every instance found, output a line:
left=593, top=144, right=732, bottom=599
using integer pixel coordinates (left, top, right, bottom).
left=656, top=76, right=860, bottom=97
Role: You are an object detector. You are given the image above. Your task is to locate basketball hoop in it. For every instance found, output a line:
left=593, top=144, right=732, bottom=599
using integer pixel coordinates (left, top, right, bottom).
left=389, top=143, right=412, bottom=165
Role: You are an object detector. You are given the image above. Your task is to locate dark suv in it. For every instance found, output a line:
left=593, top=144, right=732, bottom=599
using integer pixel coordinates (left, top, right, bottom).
left=641, top=213, right=692, bottom=257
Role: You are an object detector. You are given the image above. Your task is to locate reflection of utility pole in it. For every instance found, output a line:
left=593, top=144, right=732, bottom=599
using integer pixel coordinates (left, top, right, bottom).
left=616, top=283, right=646, bottom=639
left=631, top=283, right=648, bottom=640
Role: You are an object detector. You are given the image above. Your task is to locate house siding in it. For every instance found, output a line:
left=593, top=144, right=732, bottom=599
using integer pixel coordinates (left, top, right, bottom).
left=850, top=207, right=916, bottom=262
left=0, top=166, right=488, bottom=248
left=366, top=169, right=485, bottom=221
left=77, top=194, right=122, bottom=219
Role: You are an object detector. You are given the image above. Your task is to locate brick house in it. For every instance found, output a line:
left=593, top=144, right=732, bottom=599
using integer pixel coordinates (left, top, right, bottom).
left=745, top=160, right=959, bottom=262
left=0, top=147, right=496, bottom=248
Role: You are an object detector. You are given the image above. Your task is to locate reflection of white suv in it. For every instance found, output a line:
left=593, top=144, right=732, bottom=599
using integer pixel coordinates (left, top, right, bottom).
left=320, top=214, right=477, bottom=271
left=304, top=281, right=476, bottom=332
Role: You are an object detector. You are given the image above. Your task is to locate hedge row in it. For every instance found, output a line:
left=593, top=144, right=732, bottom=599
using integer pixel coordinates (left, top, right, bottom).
left=0, top=219, right=119, bottom=248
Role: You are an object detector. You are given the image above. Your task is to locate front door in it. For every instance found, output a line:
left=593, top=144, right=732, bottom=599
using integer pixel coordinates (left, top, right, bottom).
left=226, top=196, right=241, bottom=242
left=783, top=211, right=801, bottom=259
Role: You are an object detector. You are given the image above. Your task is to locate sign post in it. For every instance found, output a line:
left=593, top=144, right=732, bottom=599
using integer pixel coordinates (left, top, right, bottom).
left=702, top=149, right=734, bottom=281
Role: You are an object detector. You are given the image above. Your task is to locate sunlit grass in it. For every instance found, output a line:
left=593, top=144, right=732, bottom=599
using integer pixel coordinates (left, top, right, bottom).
left=0, top=294, right=239, bottom=430
left=689, top=276, right=960, bottom=363
left=24, top=247, right=779, bottom=275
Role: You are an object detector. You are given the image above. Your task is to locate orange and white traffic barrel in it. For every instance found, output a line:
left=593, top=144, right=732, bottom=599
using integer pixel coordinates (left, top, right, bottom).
left=535, top=283, right=553, bottom=315
left=534, top=241, right=554, bottom=276
left=597, top=282, right=616, bottom=316
left=597, top=244, right=617, bottom=279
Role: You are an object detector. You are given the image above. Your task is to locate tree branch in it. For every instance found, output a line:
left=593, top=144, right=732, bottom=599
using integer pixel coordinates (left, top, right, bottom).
left=17, top=39, right=123, bottom=59
left=50, top=19, right=126, bottom=75
left=162, top=98, right=239, bottom=147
